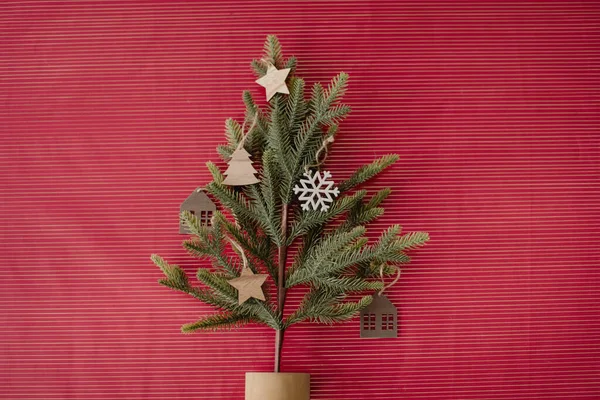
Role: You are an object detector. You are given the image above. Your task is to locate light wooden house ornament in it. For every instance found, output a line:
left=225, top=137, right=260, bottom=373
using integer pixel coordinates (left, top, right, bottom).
left=222, top=148, right=260, bottom=186
left=179, top=188, right=217, bottom=234
left=360, top=294, right=398, bottom=338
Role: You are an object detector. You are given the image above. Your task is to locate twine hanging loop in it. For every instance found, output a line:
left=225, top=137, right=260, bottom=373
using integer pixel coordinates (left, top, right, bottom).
left=210, top=214, right=248, bottom=270
left=379, top=264, right=402, bottom=295
left=236, top=113, right=259, bottom=151
left=304, top=136, right=335, bottom=173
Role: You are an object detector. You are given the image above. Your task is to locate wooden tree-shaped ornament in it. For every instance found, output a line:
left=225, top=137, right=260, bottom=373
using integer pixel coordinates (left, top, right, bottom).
left=222, top=147, right=260, bottom=186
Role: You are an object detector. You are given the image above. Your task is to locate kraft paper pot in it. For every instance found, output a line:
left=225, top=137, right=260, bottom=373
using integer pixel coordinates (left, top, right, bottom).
left=245, top=372, right=310, bottom=400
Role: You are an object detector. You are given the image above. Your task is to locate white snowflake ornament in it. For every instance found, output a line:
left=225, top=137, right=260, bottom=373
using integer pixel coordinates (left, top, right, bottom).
left=293, top=170, right=340, bottom=212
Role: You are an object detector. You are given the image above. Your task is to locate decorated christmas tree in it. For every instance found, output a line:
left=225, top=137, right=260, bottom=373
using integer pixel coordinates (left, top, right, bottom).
left=151, top=35, right=428, bottom=375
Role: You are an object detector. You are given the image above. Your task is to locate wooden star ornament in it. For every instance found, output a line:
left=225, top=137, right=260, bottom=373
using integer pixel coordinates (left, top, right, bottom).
left=228, top=268, right=268, bottom=305
left=255, top=63, right=291, bottom=101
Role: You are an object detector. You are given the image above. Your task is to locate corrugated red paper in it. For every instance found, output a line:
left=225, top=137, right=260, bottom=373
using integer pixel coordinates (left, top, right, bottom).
left=1, top=1, right=599, bottom=399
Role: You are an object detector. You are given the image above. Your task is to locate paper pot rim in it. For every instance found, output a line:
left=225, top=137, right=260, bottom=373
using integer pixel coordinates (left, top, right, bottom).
left=245, top=372, right=310, bottom=376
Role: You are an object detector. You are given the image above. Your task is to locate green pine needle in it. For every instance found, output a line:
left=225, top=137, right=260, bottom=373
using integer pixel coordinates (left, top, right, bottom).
left=182, top=313, right=252, bottom=333
left=339, top=154, right=400, bottom=192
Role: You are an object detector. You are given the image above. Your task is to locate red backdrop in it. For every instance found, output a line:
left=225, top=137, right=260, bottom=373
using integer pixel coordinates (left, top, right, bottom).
left=1, top=1, right=599, bottom=399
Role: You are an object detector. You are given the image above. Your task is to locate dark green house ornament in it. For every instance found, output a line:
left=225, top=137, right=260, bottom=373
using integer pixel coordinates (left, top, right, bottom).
left=360, top=294, right=398, bottom=338
left=179, top=188, right=216, bottom=234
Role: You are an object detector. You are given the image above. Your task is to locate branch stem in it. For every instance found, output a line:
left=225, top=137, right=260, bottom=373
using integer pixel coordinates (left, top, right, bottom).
left=274, top=203, right=289, bottom=373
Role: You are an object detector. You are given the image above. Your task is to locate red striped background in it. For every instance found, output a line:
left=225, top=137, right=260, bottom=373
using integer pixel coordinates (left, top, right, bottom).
left=1, top=1, right=599, bottom=399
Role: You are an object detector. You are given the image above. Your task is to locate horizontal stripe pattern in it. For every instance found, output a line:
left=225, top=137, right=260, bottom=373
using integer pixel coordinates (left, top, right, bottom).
left=1, top=1, right=599, bottom=399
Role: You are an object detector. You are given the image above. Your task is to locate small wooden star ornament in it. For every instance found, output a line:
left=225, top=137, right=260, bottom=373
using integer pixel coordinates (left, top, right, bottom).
left=255, top=63, right=291, bottom=101
left=228, top=268, right=268, bottom=305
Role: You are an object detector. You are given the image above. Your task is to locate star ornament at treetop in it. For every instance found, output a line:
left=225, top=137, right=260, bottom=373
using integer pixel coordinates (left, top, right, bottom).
left=227, top=268, right=268, bottom=305
left=255, top=63, right=291, bottom=101
left=293, top=170, right=340, bottom=212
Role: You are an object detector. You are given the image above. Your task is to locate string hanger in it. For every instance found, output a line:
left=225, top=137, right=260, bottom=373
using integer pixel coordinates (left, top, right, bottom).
left=228, top=236, right=249, bottom=270
left=211, top=214, right=248, bottom=269
left=379, top=264, right=401, bottom=296
left=260, top=57, right=275, bottom=68
left=236, top=113, right=259, bottom=152
left=304, top=136, right=335, bottom=174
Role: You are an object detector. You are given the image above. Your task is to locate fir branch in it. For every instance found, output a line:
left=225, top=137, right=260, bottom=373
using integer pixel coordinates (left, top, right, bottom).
left=180, top=210, right=211, bottom=242
left=287, top=293, right=373, bottom=326
left=321, top=104, right=352, bottom=127
left=247, top=183, right=283, bottom=246
left=225, top=118, right=244, bottom=149
left=339, top=154, right=399, bottom=192
left=324, top=72, right=349, bottom=105
left=308, top=82, right=325, bottom=113
left=255, top=150, right=284, bottom=245
left=286, top=189, right=367, bottom=245
left=336, top=188, right=391, bottom=232
left=250, top=34, right=288, bottom=77
left=284, top=56, right=297, bottom=72
left=216, top=144, right=233, bottom=161
left=355, top=261, right=399, bottom=279
left=205, top=180, right=263, bottom=230
left=287, top=225, right=421, bottom=288
left=181, top=312, right=252, bottom=333
left=312, top=295, right=373, bottom=325
left=218, top=215, right=278, bottom=282
left=153, top=263, right=271, bottom=329
left=260, top=150, right=281, bottom=219
left=314, top=276, right=384, bottom=293
left=290, top=224, right=325, bottom=274
left=250, top=59, right=268, bottom=77
left=367, top=187, right=392, bottom=208
left=311, top=295, right=373, bottom=325
left=243, top=90, right=260, bottom=118
left=196, top=269, right=281, bottom=330
left=244, top=126, right=267, bottom=159
left=285, top=77, right=307, bottom=136
left=266, top=97, right=294, bottom=185
left=196, top=269, right=239, bottom=296
left=151, top=256, right=243, bottom=317
left=180, top=209, right=277, bottom=280
left=396, top=231, right=430, bottom=251
left=286, top=226, right=367, bottom=287
left=206, top=161, right=224, bottom=184
left=151, top=254, right=190, bottom=291
left=217, top=103, right=267, bottom=161
left=243, top=92, right=268, bottom=155
left=281, top=74, right=351, bottom=201
left=339, top=207, right=384, bottom=232
left=373, top=224, right=402, bottom=249
left=285, top=287, right=340, bottom=326
left=183, top=240, right=237, bottom=277
left=264, top=34, right=284, bottom=68
left=180, top=210, right=238, bottom=277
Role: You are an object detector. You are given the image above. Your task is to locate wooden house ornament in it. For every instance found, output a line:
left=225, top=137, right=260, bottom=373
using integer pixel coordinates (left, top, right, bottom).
left=360, top=294, right=398, bottom=338
left=179, top=188, right=216, bottom=234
